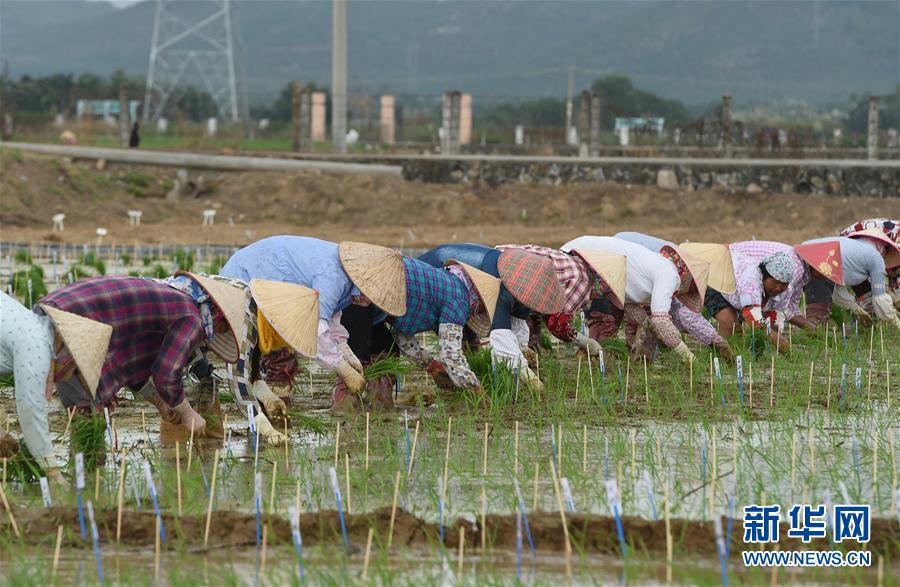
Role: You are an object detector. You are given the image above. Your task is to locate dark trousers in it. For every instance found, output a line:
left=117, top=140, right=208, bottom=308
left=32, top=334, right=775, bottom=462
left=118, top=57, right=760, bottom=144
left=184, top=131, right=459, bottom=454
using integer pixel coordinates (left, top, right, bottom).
left=341, top=305, right=395, bottom=363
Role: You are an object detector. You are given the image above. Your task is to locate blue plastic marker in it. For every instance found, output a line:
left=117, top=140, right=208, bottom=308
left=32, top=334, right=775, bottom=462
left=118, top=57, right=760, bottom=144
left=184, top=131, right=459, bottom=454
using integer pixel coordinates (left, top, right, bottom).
left=86, top=500, right=105, bottom=583
left=642, top=470, right=658, bottom=521
left=254, top=472, right=263, bottom=551
left=75, top=452, right=87, bottom=539
left=735, top=355, right=744, bottom=404
left=438, top=477, right=446, bottom=543
left=513, top=478, right=536, bottom=556
left=288, top=506, right=306, bottom=582
left=713, top=515, right=729, bottom=587
left=515, top=509, right=523, bottom=582
left=143, top=461, right=167, bottom=543
left=840, top=363, right=846, bottom=406
left=605, top=479, right=628, bottom=557
left=328, top=467, right=350, bottom=549
left=701, top=445, right=708, bottom=484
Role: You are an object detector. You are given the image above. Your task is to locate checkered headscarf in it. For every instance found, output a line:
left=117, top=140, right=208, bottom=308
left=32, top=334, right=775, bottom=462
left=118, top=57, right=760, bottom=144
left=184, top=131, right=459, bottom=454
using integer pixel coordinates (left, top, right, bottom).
left=761, top=252, right=795, bottom=284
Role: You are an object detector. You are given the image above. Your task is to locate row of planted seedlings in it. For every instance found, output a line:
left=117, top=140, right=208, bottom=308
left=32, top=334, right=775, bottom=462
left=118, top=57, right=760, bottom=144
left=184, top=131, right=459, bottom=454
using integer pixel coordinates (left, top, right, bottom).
left=1, top=321, right=897, bottom=584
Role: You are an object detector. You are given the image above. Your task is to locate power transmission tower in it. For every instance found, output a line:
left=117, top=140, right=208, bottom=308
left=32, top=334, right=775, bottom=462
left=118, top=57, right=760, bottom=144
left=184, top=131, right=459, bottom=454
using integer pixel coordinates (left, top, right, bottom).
left=143, top=0, right=242, bottom=122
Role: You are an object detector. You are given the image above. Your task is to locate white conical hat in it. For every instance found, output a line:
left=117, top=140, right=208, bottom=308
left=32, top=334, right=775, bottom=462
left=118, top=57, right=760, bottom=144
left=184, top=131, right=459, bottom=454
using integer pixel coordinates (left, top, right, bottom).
left=39, top=305, right=112, bottom=398
left=250, top=279, right=320, bottom=357
left=338, top=242, right=407, bottom=316
left=678, top=242, right=737, bottom=294
left=175, top=271, right=249, bottom=363
left=570, top=249, right=627, bottom=309
left=846, top=228, right=900, bottom=269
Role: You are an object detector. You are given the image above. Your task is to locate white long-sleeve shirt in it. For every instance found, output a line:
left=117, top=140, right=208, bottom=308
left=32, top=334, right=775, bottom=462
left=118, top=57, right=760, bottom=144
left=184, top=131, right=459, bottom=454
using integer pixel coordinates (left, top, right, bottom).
left=561, top=236, right=681, bottom=313
left=0, top=293, right=55, bottom=463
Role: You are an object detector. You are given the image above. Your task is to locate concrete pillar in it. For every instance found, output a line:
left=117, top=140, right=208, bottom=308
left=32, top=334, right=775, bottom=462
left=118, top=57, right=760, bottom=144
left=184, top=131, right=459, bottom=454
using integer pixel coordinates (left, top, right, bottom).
left=441, top=91, right=462, bottom=155
left=589, top=93, right=601, bottom=157
left=578, top=90, right=591, bottom=155
left=721, top=94, right=733, bottom=158
left=380, top=95, right=395, bottom=145
left=331, top=0, right=347, bottom=153
left=119, top=85, right=130, bottom=147
left=311, top=92, right=327, bottom=142
left=460, top=93, right=472, bottom=145
left=868, top=96, right=879, bottom=160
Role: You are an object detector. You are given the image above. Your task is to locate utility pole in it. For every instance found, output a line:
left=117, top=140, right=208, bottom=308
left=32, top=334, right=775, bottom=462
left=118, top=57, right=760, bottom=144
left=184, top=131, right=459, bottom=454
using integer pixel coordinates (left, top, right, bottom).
left=565, top=66, right=574, bottom=145
left=867, top=96, right=879, bottom=160
left=332, top=0, right=347, bottom=154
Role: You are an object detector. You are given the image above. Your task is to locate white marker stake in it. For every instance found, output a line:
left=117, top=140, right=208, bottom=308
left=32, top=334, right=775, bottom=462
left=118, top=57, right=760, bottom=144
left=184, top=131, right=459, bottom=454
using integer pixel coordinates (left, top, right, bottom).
left=560, top=477, right=576, bottom=512
left=643, top=470, right=658, bottom=520
left=714, top=357, right=722, bottom=380
left=75, top=452, right=87, bottom=538
left=288, top=505, right=305, bottom=580
left=143, top=461, right=166, bottom=543
left=40, top=477, right=52, bottom=508
left=605, top=479, right=627, bottom=556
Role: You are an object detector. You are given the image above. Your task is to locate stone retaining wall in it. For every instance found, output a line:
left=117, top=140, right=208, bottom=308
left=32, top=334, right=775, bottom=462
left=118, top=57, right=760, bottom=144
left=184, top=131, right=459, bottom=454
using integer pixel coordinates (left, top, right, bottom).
left=402, top=160, right=900, bottom=196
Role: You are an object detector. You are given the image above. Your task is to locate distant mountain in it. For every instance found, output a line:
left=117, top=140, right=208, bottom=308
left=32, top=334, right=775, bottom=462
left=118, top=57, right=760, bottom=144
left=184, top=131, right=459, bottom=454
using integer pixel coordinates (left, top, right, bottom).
left=1, top=0, right=897, bottom=105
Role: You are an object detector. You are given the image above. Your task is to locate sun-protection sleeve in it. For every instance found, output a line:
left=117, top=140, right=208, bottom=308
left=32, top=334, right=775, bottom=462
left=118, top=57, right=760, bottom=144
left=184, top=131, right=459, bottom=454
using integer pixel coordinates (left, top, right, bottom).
left=872, top=293, right=899, bottom=323
left=649, top=311, right=683, bottom=349
left=391, top=330, right=433, bottom=368
left=314, top=317, right=348, bottom=370
left=649, top=265, right=681, bottom=314
left=489, top=328, right=532, bottom=377
left=438, top=323, right=480, bottom=390
left=670, top=299, right=722, bottom=346
left=510, top=317, right=531, bottom=349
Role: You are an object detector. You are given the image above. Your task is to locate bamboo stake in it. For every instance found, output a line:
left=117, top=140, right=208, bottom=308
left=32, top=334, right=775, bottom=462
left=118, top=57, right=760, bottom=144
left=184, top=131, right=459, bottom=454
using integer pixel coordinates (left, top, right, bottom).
left=879, top=324, right=884, bottom=359
left=575, top=355, right=582, bottom=404
left=51, top=524, right=63, bottom=583
left=387, top=470, right=400, bottom=549
left=710, top=424, right=717, bottom=520
left=442, top=416, right=452, bottom=502
left=458, top=526, right=466, bottom=577
left=344, top=452, right=352, bottom=515
left=480, top=484, right=487, bottom=551
left=94, top=467, right=101, bottom=502
left=733, top=421, right=739, bottom=490
left=826, top=358, right=832, bottom=410
left=362, top=527, right=374, bottom=580
left=532, top=461, right=540, bottom=511
left=283, top=418, right=290, bottom=470
left=643, top=355, right=649, bottom=405
left=587, top=347, right=595, bottom=399
left=664, top=480, right=672, bottom=585
left=868, top=324, right=875, bottom=363
left=407, top=420, right=420, bottom=478
left=582, top=424, right=588, bottom=475
left=154, top=515, right=161, bottom=582
left=269, top=461, right=278, bottom=515
left=175, top=442, right=183, bottom=517
left=203, top=449, right=220, bottom=546
left=689, top=355, right=693, bottom=392
left=709, top=353, right=714, bottom=402
left=261, top=523, right=269, bottom=574
left=557, top=424, right=563, bottom=475
left=748, top=362, right=753, bottom=407
left=630, top=428, right=637, bottom=481
left=295, top=479, right=301, bottom=516
left=365, top=411, right=370, bottom=472
left=116, top=459, right=127, bottom=543
left=0, top=482, right=19, bottom=538
left=807, top=361, right=814, bottom=410
left=625, top=359, right=631, bottom=405
left=550, top=457, right=572, bottom=581
left=482, top=423, right=489, bottom=477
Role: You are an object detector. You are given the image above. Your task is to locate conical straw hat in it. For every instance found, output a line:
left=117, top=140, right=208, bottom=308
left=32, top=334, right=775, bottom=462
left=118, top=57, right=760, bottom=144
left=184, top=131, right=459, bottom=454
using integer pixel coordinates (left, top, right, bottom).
left=338, top=242, right=406, bottom=316
left=445, top=260, right=501, bottom=334
left=794, top=241, right=845, bottom=285
left=846, top=228, right=900, bottom=269
left=175, top=271, right=248, bottom=363
left=39, top=305, right=112, bottom=398
left=496, top=248, right=566, bottom=314
left=661, top=245, right=710, bottom=312
left=570, top=250, right=627, bottom=309
left=250, top=279, right=320, bottom=357
left=678, top=242, right=737, bottom=294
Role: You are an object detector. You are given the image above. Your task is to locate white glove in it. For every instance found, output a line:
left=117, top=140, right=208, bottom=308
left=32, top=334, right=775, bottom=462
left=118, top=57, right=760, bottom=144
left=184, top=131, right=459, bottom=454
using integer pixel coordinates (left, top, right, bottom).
left=254, top=413, right=288, bottom=446
left=574, top=333, right=603, bottom=356
left=848, top=301, right=873, bottom=322
left=672, top=341, right=696, bottom=364
left=335, top=359, right=366, bottom=393
left=871, top=293, right=898, bottom=322
left=173, top=399, right=206, bottom=436
left=339, top=341, right=364, bottom=374
left=890, top=289, right=900, bottom=309
left=251, top=380, right=286, bottom=421
left=519, top=365, right=544, bottom=391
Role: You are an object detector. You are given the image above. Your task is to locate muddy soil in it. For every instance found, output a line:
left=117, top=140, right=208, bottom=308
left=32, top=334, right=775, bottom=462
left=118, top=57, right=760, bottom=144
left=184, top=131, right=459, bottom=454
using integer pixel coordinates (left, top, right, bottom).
left=3, top=506, right=896, bottom=558
left=2, top=151, right=895, bottom=248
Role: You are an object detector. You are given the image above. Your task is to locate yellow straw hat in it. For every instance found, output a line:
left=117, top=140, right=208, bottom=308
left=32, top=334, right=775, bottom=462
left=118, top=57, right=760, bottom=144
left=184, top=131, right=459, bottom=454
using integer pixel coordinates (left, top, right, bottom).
left=250, top=279, right=320, bottom=357
left=661, top=245, right=710, bottom=312
left=338, top=242, right=407, bottom=316
left=570, top=250, right=627, bottom=309
left=175, top=271, right=249, bottom=363
left=445, top=260, right=501, bottom=336
left=678, top=242, right=737, bottom=294
left=39, top=305, right=112, bottom=398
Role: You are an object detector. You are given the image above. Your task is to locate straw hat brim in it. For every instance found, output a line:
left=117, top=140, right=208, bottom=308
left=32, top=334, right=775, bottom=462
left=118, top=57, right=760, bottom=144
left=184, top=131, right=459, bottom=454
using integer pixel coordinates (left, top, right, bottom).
left=39, top=305, right=112, bottom=398
left=338, top=241, right=407, bottom=316
left=496, top=249, right=567, bottom=314
left=445, top=260, right=501, bottom=334
left=570, top=249, right=627, bottom=309
left=678, top=242, right=737, bottom=294
left=250, top=279, right=320, bottom=357
left=662, top=245, right=710, bottom=312
left=175, top=271, right=248, bottom=363
left=846, top=228, right=900, bottom=269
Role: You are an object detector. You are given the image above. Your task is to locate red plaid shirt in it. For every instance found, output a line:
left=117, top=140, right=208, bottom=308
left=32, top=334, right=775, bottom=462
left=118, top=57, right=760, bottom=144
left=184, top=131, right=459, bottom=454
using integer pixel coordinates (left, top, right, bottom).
left=497, top=244, right=596, bottom=341
left=39, top=276, right=204, bottom=407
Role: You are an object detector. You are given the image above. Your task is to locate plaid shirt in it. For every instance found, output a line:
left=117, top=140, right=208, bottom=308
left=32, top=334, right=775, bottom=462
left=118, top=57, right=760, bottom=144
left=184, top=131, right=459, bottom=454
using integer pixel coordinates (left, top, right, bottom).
left=39, top=276, right=204, bottom=407
left=724, top=241, right=808, bottom=320
left=497, top=244, right=594, bottom=314
left=388, top=258, right=471, bottom=336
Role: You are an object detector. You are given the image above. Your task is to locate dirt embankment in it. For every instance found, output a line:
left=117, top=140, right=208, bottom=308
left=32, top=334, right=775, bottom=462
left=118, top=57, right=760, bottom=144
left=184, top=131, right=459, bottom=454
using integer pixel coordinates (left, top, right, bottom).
left=1, top=149, right=895, bottom=248
left=4, top=506, right=897, bottom=557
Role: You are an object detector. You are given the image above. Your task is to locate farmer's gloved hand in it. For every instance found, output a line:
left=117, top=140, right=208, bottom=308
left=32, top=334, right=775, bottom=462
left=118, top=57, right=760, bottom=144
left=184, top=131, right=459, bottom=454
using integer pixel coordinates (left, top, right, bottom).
left=522, top=347, right=539, bottom=370
left=425, top=360, right=456, bottom=391
left=671, top=341, right=695, bottom=364
left=335, top=360, right=366, bottom=393
left=520, top=366, right=544, bottom=392
left=871, top=294, right=898, bottom=323
left=574, top=333, right=603, bottom=356
left=847, top=301, right=873, bottom=326
left=251, top=380, right=287, bottom=423
left=173, top=399, right=206, bottom=436
left=254, top=413, right=288, bottom=446
left=713, top=339, right=736, bottom=365
left=339, top=342, right=364, bottom=374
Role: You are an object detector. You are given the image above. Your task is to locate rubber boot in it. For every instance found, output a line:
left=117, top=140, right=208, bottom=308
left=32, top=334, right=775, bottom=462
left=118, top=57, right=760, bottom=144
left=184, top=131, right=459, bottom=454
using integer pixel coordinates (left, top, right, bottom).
left=366, top=374, right=396, bottom=412
left=804, top=302, right=831, bottom=326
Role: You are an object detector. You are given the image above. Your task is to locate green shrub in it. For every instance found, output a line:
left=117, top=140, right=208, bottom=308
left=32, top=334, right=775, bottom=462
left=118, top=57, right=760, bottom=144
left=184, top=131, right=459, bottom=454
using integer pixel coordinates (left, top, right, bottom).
left=14, top=248, right=31, bottom=265
left=10, top=266, right=48, bottom=307
left=172, top=248, right=194, bottom=272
